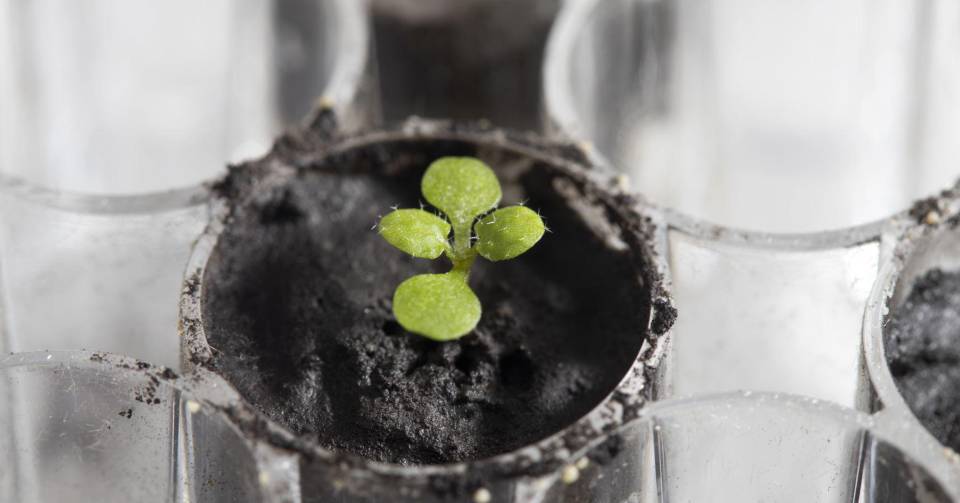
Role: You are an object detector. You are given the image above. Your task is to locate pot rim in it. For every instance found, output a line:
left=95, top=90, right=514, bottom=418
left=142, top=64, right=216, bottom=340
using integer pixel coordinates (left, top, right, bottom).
left=177, top=116, right=677, bottom=493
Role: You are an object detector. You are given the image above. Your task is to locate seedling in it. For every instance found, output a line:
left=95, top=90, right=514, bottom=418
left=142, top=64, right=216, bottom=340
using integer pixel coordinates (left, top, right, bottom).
left=378, top=157, right=546, bottom=341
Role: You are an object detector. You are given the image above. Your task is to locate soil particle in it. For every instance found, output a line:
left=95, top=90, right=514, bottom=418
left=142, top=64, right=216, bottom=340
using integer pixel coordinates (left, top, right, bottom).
left=886, top=268, right=960, bottom=452
left=201, top=140, right=653, bottom=465
left=134, top=375, right=163, bottom=405
left=909, top=197, right=944, bottom=226
left=183, top=275, right=201, bottom=297
left=650, top=298, right=678, bottom=336
left=587, top=434, right=624, bottom=466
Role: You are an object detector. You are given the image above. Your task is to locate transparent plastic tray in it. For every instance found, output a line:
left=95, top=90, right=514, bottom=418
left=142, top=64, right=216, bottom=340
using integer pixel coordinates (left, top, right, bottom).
left=1, top=0, right=959, bottom=501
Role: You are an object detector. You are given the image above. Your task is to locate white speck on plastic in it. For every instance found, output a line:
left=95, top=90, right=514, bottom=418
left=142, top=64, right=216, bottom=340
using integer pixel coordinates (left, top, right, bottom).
left=473, top=488, right=492, bottom=503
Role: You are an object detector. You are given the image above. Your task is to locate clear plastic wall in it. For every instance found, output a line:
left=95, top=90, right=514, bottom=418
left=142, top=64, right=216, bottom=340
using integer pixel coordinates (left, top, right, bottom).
left=544, top=0, right=960, bottom=233
left=0, top=0, right=370, bottom=368
left=544, top=393, right=960, bottom=502
left=0, top=351, right=298, bottom=503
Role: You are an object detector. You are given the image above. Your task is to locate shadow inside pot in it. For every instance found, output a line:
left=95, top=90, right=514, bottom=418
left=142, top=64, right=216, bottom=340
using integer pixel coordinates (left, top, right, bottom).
left=370, top=0, right=561, bottom=131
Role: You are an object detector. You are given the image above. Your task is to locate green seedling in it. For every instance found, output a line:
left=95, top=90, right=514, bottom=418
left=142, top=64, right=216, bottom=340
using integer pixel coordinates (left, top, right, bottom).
left=378, top=157, right=546, bottom=341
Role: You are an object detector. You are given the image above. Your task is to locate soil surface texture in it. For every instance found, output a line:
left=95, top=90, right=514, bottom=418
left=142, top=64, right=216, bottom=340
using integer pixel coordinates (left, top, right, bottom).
left=202, top=140, right=651, bottom=464
left=887, top=268, right=960, bottom=452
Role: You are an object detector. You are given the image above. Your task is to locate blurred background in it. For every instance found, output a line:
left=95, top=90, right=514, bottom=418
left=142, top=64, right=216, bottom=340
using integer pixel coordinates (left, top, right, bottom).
left=547, top=0, right=960, bottom=233
left=5, top=1, right=957, bottom=225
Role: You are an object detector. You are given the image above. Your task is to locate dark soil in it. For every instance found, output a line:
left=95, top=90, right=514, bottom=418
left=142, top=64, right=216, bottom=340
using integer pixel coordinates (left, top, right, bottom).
left=886, top=268, right=960, bottom=452
left=201, top=139, right=651, bottom=465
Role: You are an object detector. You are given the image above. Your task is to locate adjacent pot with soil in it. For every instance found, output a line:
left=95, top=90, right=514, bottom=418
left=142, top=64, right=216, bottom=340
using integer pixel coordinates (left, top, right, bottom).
left=863, top=186, right=960, bottom=461
left=179, top=113, right=675, bottom=501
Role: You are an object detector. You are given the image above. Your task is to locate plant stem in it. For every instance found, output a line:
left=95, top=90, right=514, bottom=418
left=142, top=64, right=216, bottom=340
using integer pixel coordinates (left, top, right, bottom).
left=452, top=221, right=472, bottom=255
left=447, top=220, right=476, bottom=279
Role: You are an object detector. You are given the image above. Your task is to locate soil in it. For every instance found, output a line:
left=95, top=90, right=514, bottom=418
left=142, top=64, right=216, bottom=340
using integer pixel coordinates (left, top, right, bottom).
left=200, top=138, right=653, bottom=465
left=886, top=268, right=960, bottom=452
left=371, top=0, right=559, bottom=130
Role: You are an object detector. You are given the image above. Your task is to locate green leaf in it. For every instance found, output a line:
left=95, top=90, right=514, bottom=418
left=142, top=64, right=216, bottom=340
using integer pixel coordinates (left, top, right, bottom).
left=392, top=272, right=481, bottom=341
left=474, top=206, right=545, bottom=261
left=421, top=157, right=501, bottom=224
left=378, top=209, right=451, bottom=259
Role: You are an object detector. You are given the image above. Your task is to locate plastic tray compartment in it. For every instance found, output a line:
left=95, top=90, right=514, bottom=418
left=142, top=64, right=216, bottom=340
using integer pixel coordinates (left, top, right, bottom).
left=0, top=0, right=370, bottom=368
left=0, top=351, right=300, bottom=503
left=542, top=0, right=960, bottom=407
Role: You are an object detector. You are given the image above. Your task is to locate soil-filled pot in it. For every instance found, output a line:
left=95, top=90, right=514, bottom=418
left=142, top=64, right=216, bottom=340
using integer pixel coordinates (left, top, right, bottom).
left=865, top=188, right=960, bottom=458
left=179, top=115, right=675, bottom=502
